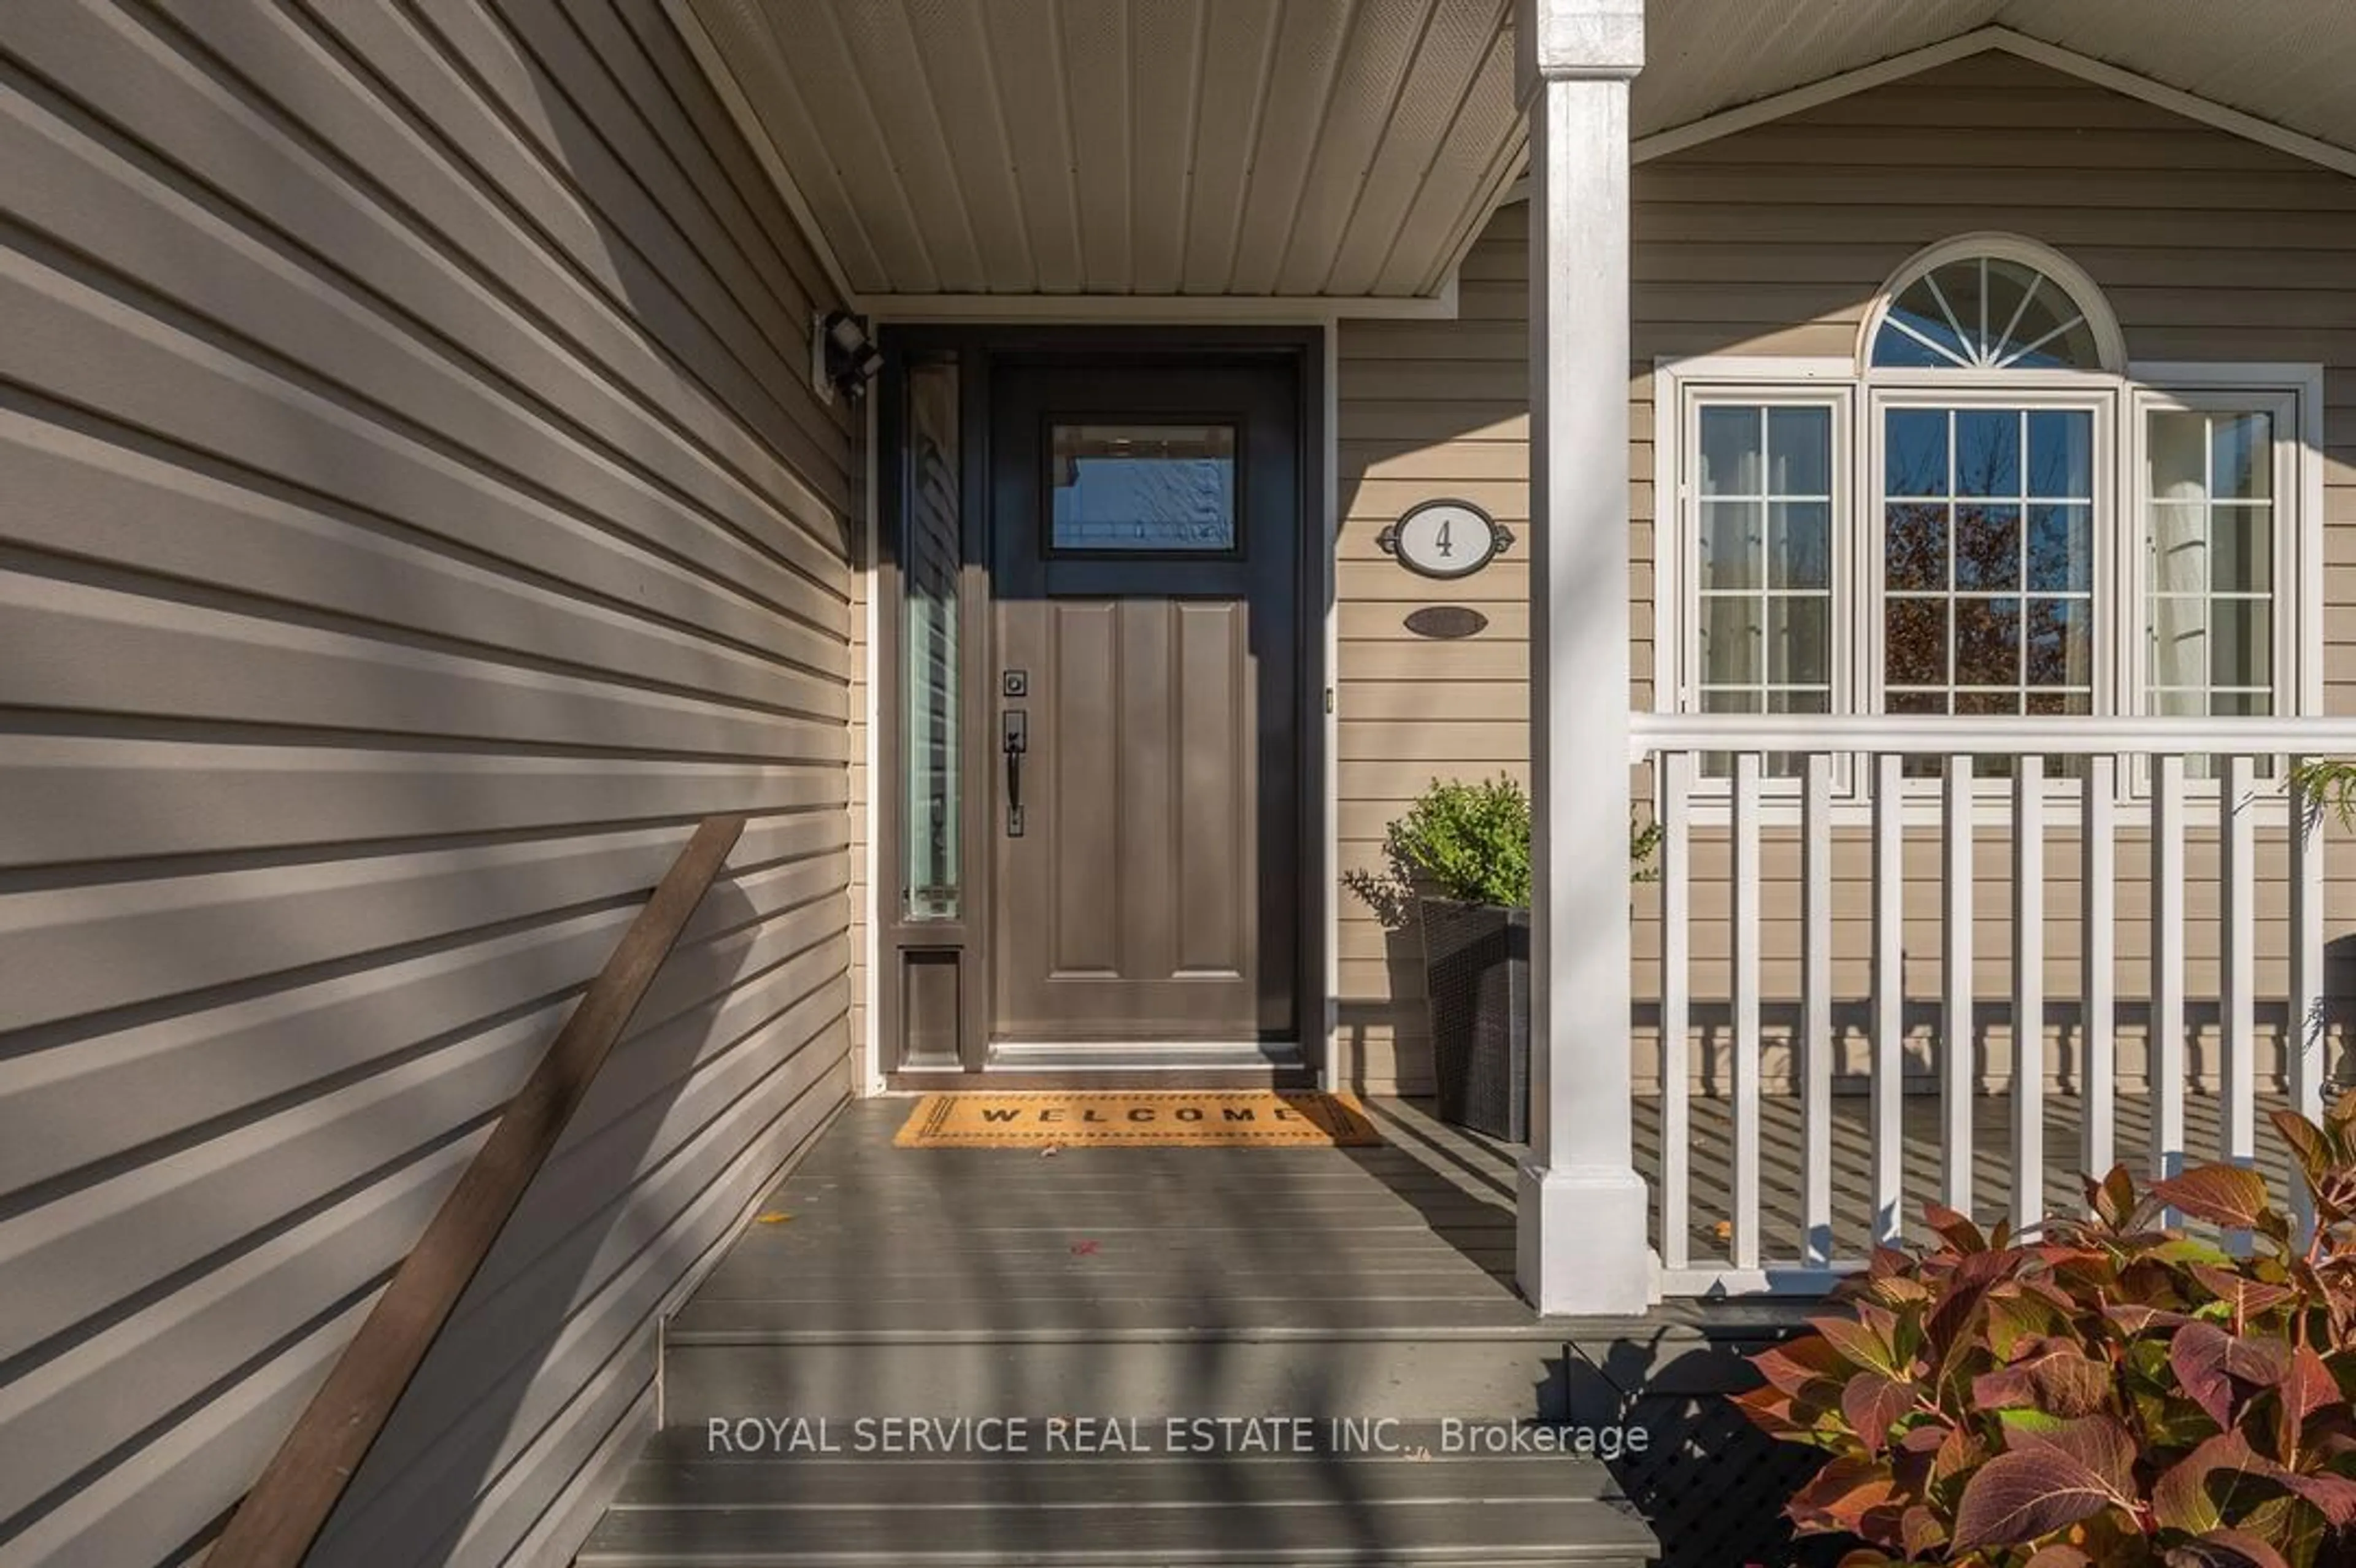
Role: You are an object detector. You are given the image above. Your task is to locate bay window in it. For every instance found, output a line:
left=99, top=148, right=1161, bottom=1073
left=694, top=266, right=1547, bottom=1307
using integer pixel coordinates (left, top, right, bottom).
left=1658, top=234, right=2318, bottom=800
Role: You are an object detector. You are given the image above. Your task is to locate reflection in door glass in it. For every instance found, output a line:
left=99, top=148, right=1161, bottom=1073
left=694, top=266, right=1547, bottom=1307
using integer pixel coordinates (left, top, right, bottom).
left=1050, top=424, right=1236, bottom=550
left=903, top=357, right=960, bottom=920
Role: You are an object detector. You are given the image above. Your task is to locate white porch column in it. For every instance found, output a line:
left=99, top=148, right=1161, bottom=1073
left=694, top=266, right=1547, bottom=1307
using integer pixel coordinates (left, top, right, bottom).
left=1515, top=0, right=1651, bottom=1316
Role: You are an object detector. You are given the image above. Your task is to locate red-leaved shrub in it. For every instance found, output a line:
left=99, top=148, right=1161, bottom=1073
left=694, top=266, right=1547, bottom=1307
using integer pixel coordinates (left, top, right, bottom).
left=1737, top=1090, right=2356, bottom=1567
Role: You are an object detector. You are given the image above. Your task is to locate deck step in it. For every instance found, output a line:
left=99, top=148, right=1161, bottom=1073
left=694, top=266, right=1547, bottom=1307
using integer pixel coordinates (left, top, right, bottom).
left=660, top=1319, right=1576, bottom=1422
left=577, top=1449, right=1655, bottom=1565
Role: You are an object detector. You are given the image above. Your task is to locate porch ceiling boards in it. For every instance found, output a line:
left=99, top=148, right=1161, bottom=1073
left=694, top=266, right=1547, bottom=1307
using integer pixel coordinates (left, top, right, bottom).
left=676, top=2, right=2356, bottom=314
left=1638, top=0, right=2356, bottom=161
left=671, top=0, right=1522, bottom=306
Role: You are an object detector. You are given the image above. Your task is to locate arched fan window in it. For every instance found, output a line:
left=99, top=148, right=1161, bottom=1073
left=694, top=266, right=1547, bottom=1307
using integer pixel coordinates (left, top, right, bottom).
left=1857, top=239, right=2128, bottom=743
left=1868, top=242, right=2123, bottom=373
left=1666, top=229, right=2307, bottom=786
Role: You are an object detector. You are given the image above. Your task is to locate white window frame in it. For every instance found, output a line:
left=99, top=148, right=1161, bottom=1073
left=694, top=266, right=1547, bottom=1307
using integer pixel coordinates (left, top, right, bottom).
left=1652, top=336, right=2322, bottom=824
left=1661, top=369, right=1857, bottom=723
left=2127, top=365, right=2325, bottom=727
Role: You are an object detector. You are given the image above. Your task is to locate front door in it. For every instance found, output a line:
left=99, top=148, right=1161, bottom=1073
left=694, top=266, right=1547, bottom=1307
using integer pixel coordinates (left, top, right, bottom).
left=988, top=358, right=1301, bottom=1048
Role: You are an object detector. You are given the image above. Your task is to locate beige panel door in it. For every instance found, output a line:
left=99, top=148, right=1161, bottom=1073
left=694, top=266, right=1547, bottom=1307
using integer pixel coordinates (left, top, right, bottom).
left=988, top=359, right=1300, bottom=1043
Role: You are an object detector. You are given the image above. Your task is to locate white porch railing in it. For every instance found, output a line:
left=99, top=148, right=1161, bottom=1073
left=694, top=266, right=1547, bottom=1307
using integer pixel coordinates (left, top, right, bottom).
left=1628, top=715, right=2356, bottom=1297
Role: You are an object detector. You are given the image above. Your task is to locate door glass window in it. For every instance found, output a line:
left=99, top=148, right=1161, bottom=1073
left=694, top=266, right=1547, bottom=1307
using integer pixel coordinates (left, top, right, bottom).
left=1050, top=423, right=1236, bottom=550
left=903, top=357, right=961, bottom=920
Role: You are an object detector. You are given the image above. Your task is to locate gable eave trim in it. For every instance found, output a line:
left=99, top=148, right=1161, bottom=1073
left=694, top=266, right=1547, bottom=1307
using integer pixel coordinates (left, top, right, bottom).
left=1623, top=25, right=2356, bottom=181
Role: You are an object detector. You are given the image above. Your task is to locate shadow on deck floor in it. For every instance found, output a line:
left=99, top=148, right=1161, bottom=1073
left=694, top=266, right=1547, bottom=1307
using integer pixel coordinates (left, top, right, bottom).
left=674, top=1096, right=1540, bottom=1339
left=618, top=1086, right=2333, bottom=1566
left=606, top=1096, right=1830, bottom=1567
left=1638, top=1087, right=2308, bottom=1268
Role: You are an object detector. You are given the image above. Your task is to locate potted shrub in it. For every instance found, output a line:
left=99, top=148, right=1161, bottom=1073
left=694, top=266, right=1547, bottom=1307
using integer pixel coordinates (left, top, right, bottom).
left=1734, top=1089, right=2356, bottom=1567
left=1353, top=777, right=1663, bottom=1143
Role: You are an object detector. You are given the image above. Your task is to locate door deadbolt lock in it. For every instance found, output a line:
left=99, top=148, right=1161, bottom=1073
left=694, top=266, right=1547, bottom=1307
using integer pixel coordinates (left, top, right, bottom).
left=1001, top=669, right=1028, bottom=698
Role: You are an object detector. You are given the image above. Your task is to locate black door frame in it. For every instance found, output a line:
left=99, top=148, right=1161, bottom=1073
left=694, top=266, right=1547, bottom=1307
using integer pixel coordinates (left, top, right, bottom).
left=871, top=325, right=1327, bottom=1087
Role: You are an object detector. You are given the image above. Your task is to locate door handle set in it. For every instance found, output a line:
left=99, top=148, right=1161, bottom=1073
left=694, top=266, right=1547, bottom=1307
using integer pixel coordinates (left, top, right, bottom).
left=1002, top=706, right=1028, bottom=837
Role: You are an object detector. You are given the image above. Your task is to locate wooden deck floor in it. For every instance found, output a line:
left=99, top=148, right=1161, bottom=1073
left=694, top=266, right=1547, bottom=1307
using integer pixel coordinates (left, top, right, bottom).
left=618, top=1101, right=1672, bottom=1566
left=677, top=1097, right=1538, bottom=1336
left=683, top=1090, right=2310, bottom=1323
left=627, top=1091, right=2310, bottom=1567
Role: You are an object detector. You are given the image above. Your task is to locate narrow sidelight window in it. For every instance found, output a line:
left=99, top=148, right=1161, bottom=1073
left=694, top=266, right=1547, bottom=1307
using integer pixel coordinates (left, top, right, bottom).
left=902, top=356, right=961, bottom=920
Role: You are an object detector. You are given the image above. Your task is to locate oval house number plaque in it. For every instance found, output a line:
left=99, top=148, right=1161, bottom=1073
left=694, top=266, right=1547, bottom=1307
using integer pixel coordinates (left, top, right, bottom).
left=1377, top=498, right=1513, bottom=581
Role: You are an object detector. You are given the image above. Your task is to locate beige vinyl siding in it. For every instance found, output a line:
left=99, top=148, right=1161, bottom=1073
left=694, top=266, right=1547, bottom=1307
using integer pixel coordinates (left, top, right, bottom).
left=1335, top=49, right=2356, bottom=1097
left=0, top=4, right=857, bottom=1567
left=1336, top=206, right=1535, bottom=1094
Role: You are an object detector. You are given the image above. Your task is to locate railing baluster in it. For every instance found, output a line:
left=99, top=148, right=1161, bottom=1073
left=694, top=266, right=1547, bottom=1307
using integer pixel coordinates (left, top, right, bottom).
left=1802, top=753, right=1834, bottom=1267
left=1872, top=753, right=1904, bottom=1246
left=2012, top=755, right=2045, bottom=1233
left=2220, top=754, right=2257, bottom=1251
left=1942, top=755, right=1974, bottom=1215
left=2290, top=756, right=2327, bottom=1240
left=1660, top=750, right=1693, bottom=1272
left=2081, top=755, right=2117, bottom=1189
left=1732, top=751, right=1762, bottom=1271
left=2220, top=756, right=2257, bottom=1158
left=2152, top=754, right=2187, bottom=1186
left=1616, top=713, right=2356, bottom=1299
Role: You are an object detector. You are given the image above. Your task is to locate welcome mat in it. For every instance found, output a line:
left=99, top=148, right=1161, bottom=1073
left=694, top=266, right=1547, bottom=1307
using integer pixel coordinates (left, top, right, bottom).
left=892, top=1090, right=1381, bottom=1148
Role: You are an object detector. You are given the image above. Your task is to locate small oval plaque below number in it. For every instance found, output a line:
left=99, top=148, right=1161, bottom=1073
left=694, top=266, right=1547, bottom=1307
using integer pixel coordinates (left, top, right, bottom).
left=1403, top=606, right=1488, bottom=640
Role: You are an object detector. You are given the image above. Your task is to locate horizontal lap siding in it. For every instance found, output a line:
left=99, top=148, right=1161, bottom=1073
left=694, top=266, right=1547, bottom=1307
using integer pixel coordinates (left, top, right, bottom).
left=1334, top=50, right=2356, bottom=1097
left=0, top=4, right=857, bottom=1567
left=1338, top=207, right=1535, bottom=1095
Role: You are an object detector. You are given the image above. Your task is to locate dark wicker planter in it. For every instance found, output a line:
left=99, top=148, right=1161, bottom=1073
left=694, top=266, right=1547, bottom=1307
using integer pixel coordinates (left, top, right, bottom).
left=1417, top=897, right=1530, bottom=1143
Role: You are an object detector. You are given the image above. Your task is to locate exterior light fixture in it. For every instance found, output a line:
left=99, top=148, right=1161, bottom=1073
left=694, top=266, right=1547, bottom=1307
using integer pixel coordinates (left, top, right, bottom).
left=811, top=309, right=882, bottom=402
